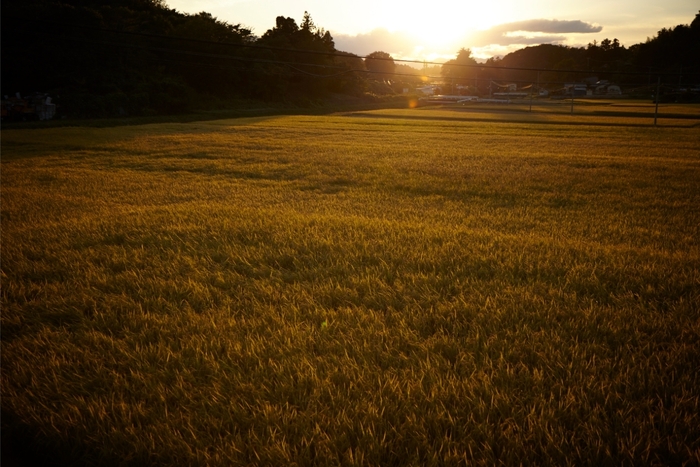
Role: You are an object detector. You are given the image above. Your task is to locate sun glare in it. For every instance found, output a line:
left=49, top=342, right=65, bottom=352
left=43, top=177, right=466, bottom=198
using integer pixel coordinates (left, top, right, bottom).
left=378, top=2, right=507, bottom=55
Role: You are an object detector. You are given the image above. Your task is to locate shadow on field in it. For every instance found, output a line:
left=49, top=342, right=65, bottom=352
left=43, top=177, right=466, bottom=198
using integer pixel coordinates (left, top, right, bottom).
left=0, top=99, right=410, bottom=130
left=0, top=112, right=287, bottom=133
left=1, top=409, right=74, bottom=467
left=339, top=107, right=700, bottom=128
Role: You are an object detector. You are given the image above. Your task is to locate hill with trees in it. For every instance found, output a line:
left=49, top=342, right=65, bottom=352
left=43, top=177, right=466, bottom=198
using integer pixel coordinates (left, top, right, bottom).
left=463, top=12, right=700, bottom=98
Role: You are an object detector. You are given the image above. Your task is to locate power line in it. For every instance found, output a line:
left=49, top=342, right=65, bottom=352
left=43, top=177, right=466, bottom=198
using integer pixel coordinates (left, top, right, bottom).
left=10, top=15, right=700, bottom=79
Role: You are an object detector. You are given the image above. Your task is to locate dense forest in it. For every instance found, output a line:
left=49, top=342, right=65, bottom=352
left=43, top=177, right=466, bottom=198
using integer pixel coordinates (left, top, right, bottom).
left=2, top=0, right=699, bottom=118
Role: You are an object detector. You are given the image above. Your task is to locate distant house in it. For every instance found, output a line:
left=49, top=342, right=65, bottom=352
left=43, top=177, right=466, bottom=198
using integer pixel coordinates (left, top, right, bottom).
left=594, top=81, right=622, bottom=95
left=1, top=93, right=56, bottom=120
left=564, top=84, right=588, bottom=97
left=416, top=86, right=436, bottom=96
left=491, top=83, right=529, bottom=99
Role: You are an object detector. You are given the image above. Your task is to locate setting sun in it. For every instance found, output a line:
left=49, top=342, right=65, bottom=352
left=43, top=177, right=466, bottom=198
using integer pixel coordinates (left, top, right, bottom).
left=378, top=4, right=508, bottom=51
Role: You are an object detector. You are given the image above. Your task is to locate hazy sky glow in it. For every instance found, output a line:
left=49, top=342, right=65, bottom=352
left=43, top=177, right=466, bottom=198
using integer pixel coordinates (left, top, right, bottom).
left=166, top=0, right=698, bottom=62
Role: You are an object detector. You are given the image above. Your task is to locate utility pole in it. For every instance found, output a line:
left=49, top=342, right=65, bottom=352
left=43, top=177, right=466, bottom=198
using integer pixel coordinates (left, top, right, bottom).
left=570, top=88, right=574, bottom=115
left=530, top=71, right=540, bottom=113
left=654, top=77, right=660, bottom=126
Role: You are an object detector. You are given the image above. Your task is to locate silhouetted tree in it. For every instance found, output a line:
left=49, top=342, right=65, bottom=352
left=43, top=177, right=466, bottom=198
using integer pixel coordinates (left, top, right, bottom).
left=330, top=51, right=366, bottom=95
left=256, top=12, right=337, bottom=100
left=441, top=48, right=478, bottom=89
left=631, top=11, right=700, bottom=87
left=364, top=51, right=396, bottom=80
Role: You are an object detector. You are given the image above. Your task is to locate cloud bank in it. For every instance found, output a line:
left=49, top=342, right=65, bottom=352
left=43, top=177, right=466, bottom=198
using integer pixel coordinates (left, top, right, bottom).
left=332, top=28, right=418, bottom=57
left=471, top=19, right=603, bottom=46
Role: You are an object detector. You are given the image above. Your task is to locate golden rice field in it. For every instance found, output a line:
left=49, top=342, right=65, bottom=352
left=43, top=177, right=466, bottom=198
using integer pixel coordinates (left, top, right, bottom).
left=2, top=107, right=700, bottom=466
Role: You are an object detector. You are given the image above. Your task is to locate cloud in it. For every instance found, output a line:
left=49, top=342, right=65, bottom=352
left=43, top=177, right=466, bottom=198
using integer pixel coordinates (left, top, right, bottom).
left=501, top=19, right=603, bottom=34
left=471, top=19, right=603, bottom=46
left=332, top=28, right=418, bottom=56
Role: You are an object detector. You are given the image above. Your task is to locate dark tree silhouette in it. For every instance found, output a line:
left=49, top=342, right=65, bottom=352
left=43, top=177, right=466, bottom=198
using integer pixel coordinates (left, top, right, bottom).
left=441, top=48, right=478, bottom=84
left=364, top=51, right=396, bottom=80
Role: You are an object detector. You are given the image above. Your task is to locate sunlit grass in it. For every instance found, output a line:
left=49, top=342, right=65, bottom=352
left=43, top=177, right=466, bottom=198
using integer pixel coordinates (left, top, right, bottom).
left=2, top=110, right=699, bottom=465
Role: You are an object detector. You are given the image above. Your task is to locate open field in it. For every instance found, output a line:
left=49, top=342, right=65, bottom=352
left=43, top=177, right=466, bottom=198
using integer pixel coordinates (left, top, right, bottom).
left=2, top=108, right=700, bottom=465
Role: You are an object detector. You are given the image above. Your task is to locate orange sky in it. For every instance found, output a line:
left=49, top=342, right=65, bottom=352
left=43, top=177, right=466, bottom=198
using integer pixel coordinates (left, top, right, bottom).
left=166, top=0, right=698, bottom=62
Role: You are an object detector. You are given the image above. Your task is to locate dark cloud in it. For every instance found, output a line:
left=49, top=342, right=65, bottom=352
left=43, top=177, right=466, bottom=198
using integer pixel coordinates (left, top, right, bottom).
left=333, top=28, right=418, bottom=56
left=471, top=19, right=603, bottom=46
left=497, top=19, right=603, bottom=34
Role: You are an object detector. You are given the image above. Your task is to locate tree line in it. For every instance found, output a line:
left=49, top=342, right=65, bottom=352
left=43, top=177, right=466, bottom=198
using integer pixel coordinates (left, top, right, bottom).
left=2, top=0, right=365, bottom=117
left=438, top=15, right=700, bottom=99
left=2, top=0, right=698, bottom=118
